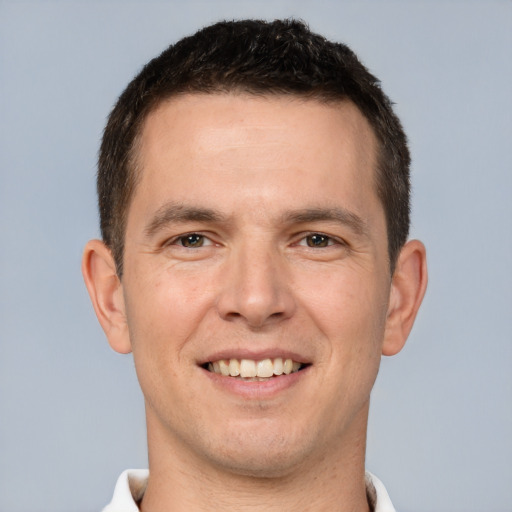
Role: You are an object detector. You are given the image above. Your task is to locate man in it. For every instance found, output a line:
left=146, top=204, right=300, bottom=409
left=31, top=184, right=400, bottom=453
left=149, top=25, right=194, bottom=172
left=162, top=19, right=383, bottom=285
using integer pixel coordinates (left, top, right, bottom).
left=82, top=19, right=427, bottom=512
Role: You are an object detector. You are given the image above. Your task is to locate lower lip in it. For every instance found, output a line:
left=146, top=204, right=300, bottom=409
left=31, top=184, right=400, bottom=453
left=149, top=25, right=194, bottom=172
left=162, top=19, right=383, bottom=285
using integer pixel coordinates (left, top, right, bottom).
left=202, top=366, right=309, bottom=399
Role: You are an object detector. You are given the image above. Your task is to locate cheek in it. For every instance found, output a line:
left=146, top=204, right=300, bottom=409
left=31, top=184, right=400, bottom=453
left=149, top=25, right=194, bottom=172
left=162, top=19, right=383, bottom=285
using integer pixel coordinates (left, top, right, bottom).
left=294, top=266, right=387, bottom=396
left=121, top=269, right=213, bottom=415
left=296, top=264, right=389, bottom=357
left=123, top=264, right=216, bottom=368
left=291, top=268, right=388, bottom=437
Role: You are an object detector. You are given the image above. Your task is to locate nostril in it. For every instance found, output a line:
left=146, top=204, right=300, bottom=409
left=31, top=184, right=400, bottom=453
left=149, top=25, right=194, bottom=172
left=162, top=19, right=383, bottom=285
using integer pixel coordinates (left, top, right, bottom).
left=216, top=274, right=296, bottom=327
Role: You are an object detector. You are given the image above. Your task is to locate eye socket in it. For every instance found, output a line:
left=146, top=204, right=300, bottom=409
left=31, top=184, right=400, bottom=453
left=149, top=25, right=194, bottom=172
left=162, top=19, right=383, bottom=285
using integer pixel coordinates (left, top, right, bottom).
left=173, top=233, right=212, bottom=248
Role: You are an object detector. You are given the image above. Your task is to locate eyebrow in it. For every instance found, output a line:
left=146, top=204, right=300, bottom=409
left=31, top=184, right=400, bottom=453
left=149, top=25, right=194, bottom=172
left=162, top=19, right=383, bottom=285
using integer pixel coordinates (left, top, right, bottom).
left=280, top=207, right=368, bottom=236
left=144, top=203, right=368, bottom=239
left=144, top=202, right=227, bottom=238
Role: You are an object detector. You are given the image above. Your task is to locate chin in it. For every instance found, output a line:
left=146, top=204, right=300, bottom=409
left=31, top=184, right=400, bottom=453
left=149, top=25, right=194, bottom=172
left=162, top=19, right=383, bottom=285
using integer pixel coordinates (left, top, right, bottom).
left=199, top=423, right=316, bottom=479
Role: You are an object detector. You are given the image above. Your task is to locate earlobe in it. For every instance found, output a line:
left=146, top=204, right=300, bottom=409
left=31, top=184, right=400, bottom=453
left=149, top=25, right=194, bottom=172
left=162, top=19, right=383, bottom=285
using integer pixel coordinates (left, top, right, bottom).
left=81, top=239, right=132, bottom=354
left=382, top=240, right=428, bottom=356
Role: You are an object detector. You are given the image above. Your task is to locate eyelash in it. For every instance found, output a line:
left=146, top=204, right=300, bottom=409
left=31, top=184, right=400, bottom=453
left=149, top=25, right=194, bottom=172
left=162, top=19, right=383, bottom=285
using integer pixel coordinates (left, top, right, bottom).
left=296, top=233, right=342, bottom=248
left=169, top=233, right=214, bottom=248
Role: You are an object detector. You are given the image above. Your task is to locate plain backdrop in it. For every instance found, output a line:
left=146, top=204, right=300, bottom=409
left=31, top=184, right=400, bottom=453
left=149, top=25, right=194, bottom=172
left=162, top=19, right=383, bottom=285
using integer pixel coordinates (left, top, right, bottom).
left=0, top=1, right=511, bottom=511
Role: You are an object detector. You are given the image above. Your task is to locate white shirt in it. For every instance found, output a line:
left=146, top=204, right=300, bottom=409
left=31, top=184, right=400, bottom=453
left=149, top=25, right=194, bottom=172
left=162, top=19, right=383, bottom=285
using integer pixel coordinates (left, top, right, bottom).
left=102, top=469, right=396, bottom=511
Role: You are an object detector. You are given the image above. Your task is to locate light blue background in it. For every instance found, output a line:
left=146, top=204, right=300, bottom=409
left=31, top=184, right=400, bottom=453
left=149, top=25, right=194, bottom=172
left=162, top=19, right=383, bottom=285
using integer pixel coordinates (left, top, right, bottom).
left=1, top=1, right=511, bottom=511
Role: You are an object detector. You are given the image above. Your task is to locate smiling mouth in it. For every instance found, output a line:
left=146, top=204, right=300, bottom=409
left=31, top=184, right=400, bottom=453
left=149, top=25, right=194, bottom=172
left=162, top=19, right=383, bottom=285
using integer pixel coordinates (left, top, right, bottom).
left=204, top=358, right=307, bottom=380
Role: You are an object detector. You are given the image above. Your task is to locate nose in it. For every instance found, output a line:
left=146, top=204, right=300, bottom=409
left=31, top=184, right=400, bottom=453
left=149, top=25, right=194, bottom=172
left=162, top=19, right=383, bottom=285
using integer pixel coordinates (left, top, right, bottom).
left=216, top=243, right=296, bottom=328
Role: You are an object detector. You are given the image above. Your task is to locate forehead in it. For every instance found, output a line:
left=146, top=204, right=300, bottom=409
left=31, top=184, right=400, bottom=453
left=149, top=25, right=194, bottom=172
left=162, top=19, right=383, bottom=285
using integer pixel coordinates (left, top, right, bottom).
left=141, top=93, right=375, bottom=151
left=132, top=93, right=380, bottom=222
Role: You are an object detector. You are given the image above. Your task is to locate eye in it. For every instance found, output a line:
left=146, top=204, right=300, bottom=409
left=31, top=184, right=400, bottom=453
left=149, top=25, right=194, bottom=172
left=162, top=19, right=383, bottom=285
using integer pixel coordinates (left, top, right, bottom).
left=173, top=233, right=212, bottom=248
left=299, top=233, right=335, bottom=248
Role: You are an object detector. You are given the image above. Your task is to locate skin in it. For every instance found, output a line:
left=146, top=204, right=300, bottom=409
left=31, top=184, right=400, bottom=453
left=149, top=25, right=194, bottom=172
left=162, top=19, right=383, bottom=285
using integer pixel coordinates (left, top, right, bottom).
left=83, top=94, right=427, bottom=511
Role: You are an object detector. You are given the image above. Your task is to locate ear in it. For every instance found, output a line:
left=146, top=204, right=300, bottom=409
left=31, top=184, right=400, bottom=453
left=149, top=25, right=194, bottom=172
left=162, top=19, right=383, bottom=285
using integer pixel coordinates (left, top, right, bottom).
left=81, top=239, right=132, bottom=354
left=382, top=239, right=428, bottom=356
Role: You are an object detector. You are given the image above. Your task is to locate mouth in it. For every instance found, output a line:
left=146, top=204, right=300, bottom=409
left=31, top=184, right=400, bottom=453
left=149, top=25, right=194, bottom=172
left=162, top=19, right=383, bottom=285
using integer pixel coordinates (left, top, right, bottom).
left=202, top=357, right=308, bottom=381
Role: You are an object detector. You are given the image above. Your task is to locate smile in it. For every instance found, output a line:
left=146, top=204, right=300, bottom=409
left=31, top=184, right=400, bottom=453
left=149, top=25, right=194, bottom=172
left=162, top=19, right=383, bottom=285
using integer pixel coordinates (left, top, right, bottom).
left=205, top=358, right=305, bottom=380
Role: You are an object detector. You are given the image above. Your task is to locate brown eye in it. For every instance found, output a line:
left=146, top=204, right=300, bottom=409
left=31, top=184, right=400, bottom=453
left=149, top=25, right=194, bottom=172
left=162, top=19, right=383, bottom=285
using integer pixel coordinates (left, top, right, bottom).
left=306, top=234, right=330, bottom=247
left=179, top=234, right=205, bottom=248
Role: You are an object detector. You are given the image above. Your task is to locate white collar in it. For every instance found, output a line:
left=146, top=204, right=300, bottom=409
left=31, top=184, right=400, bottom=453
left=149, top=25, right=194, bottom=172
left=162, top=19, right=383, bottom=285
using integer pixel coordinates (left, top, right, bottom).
left=102, top=469, right=148, bottom=512
left=102, top=469, right=396, bottom=512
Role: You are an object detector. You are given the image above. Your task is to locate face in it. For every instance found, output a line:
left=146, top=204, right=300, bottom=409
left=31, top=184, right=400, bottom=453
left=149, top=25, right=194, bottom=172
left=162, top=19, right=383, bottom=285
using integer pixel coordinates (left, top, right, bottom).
left=121, top=94, right=392, bottom=476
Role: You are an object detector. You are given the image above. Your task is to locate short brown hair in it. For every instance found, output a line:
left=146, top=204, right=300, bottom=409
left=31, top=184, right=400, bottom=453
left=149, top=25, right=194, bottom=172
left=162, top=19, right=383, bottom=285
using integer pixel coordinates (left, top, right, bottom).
left=98, top=19, right=411, bottom=276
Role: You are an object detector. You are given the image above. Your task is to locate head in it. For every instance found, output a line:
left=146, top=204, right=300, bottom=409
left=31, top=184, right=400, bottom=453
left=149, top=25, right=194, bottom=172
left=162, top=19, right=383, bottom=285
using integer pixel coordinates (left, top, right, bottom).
left=84, top=19, right=427, bottom=485
left=98, top=19, right=410, bottom=277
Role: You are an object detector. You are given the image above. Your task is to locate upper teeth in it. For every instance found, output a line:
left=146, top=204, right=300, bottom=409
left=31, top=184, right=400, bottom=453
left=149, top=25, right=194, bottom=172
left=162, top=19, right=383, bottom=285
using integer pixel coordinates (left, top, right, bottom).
left=207, top=358, right=302, bottom=378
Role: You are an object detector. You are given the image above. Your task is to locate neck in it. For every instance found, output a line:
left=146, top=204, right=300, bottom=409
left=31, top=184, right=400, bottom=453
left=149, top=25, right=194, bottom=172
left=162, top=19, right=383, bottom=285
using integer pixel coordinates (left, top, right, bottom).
left=140, top=402, right=371, bottom=512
